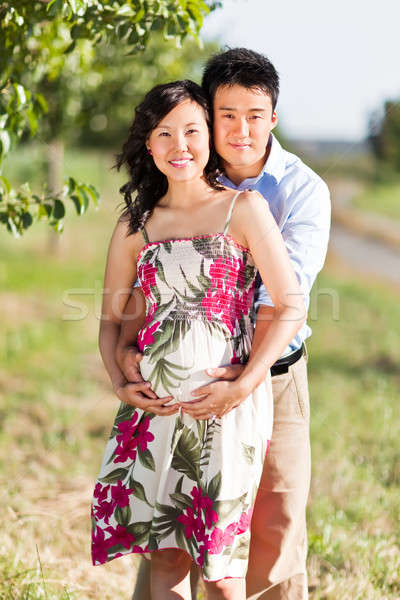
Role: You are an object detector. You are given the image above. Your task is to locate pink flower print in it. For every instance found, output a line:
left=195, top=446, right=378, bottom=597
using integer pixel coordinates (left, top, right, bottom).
left=135, top=415, right=155, bottom=452
left=145, top=302, right=159, bottom=324
left=236, top=508, right=254, bottom=534
left=201, top=495, right=219, bottom=529
left=113, top=437, right=138, bottom=464
left=193, top=515, right=208, bottom=543
left=94, top=500, right=114, bottom=524
left=190, top=486, right=204, bottom=513
left=196, top=538, right=210, bottom=566
left=111, top=479, right=134, bottom=508
left=116, top=413, right=139, bottom=445
left=92, top=527, right=109, bottom=564
left=231, top=255, right=245, bottom=289
left=189, top=487, right=219, bottom=529
left=222, top=522, right=238, bottom=546
left=94, top=483, right=110, bottom=503
left=224, top=256, right=239, bottom=292
left=230, top=351, right=241, bottom=365
left=207, top=527, right=224, bottom=555
left=209, top=257, right=227, bottom=290
left=202, top=289, right=234, bottom=332
left=137, top=263, right=157, bottom=298
left=177, top=507, right=197, bottom=539
left=137, top=321, right=161, bottom=352
left=105, top=524, right=135, bottom=549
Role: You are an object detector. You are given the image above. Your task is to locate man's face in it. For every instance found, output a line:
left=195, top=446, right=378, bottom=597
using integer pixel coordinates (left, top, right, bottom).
left=213, top=84, right=277, bottom=180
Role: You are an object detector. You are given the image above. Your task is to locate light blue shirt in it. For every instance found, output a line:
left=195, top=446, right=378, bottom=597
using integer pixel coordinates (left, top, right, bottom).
left=219, top=134, right=331, bottom=356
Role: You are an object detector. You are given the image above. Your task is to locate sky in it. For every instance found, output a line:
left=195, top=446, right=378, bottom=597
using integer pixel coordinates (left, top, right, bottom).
left=202, top=0, right=400, bottom=141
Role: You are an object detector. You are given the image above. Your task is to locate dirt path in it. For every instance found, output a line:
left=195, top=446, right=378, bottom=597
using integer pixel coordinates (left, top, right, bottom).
left=329, top=223, right=400, bottom=286
left=328, top=177, right=400, bottom=286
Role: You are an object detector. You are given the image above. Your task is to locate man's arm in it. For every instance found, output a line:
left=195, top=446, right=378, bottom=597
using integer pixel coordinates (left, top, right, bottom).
left=115, top=286, right=148, bottom=384
left=205, top=178, right=331, bottom=384
left=255, top=178, right=331, bottom=312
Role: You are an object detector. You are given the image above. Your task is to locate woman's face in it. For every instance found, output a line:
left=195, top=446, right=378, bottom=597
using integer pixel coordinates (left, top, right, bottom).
left=146, top=99, right=210, bottom=183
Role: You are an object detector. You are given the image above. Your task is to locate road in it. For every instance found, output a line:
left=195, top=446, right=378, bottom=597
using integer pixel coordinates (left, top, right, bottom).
left=329, top=223, right=400, bottom=286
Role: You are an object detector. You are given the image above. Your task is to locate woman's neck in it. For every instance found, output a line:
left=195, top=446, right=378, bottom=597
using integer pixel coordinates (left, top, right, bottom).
left=159, top=177, right=214, bottom=209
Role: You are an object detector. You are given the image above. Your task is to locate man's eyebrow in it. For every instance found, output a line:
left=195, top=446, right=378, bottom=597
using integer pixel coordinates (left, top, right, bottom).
left=217, top=107, right=266, bottom=112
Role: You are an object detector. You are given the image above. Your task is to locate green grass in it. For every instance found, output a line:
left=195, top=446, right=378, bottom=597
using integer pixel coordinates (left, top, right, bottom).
left=352, top=180, right=400, bottom=222
left=1, top=147, right=400, bottom=598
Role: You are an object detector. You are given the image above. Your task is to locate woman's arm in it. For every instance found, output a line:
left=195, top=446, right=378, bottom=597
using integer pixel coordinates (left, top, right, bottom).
left=99, top=219, right=176, bottom=414
left=182, top=191, right=306, bottom=419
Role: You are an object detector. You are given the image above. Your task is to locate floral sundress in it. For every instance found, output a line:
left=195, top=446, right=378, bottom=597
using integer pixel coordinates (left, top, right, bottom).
left=91, top=192, right=273, bottom=581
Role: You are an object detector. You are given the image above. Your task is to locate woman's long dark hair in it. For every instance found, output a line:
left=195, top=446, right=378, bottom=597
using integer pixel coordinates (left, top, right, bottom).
left=115, top=80, right=223, bottom=235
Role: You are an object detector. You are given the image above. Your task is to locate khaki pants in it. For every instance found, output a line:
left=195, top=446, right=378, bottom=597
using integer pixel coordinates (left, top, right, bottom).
left=246, top=354, right=311, bottom=599
left=132, top=354, right=311, bottom=600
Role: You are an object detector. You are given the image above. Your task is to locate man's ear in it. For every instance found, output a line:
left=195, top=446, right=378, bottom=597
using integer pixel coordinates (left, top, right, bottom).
left=271, top=111, right=278, bottom=130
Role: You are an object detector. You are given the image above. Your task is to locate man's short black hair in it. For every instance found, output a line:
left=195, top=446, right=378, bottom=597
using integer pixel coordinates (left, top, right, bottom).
left=202, top=47, right=280, bottom=110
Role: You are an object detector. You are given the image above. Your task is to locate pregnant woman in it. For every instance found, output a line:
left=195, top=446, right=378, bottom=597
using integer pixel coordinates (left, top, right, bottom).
left=90, top=80, right=305, bottom=600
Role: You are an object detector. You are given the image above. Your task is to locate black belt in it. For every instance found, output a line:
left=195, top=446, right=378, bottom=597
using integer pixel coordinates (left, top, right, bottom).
left=270, top=345, right=304, bottom=377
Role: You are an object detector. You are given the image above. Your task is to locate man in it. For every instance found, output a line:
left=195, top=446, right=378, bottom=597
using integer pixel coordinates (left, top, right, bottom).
left=116, top=48, right=330, bottom=599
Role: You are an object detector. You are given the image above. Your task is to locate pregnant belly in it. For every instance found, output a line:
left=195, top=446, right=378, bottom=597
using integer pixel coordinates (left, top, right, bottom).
left=138, top=321, right=234, bottom=403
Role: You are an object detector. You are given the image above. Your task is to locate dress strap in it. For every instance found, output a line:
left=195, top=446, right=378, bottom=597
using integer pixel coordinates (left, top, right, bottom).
left=223, top=190, right=242, bottom=234
left=141, top=226, right=150, bottom=244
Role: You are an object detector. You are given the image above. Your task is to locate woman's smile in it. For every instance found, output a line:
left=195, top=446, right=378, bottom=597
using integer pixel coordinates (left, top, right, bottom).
left=168, top=157, right=194, bottom=168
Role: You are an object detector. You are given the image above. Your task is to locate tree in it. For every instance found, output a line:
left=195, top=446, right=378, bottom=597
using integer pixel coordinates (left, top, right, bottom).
left=369, top=99, right=400, bottom=173
left=0, top=0, right=221, bottom=236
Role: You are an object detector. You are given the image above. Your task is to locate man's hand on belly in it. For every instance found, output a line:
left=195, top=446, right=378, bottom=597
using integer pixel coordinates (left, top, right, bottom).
left=179, top=365, right=246, bottom=420
left=205, top=364, right=245, bottom=381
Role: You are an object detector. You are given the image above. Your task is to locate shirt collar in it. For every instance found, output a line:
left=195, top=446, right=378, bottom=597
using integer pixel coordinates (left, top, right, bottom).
left=218, top=133, right=287, bottom=189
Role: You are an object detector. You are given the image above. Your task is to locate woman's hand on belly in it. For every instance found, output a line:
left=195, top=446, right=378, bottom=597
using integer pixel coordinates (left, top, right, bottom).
left=116, top=382, right=179, bottom=416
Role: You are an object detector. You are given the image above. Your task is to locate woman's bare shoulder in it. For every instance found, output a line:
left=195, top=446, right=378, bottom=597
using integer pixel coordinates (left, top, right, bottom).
left=235, top=189, right=268, bottom=210
left=110, top=215, right=144, bottom=258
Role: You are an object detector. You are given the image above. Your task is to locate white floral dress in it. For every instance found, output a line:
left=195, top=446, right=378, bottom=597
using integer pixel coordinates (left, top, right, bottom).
left=91, top=192, right=273, bottom=581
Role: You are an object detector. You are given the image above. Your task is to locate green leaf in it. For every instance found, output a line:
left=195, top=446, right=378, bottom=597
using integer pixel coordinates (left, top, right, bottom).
left=53, top=199, right=65, bottom=219
left=213, top=493, right=247, bottom=523
left=83, top=183, right=99, bottom=207
left=114, top=403, right=137, bottom=427
left=171, top=423, right=202, bottom=482
left=126, top=520, right=152, bottom=545
left=99, top=467, right=128, bottom=484
left=242, top=443, right=255, bottom=465
left=0, top=175, right=10, bottom=196
left=138, top=448, right=156, bottom=471
left=129, top=477, right=154, bottom=507
left=230, top=535, right=249, bottom=560
left=13, top=84, right=27, bottom=106
left=67, top=176, right=77, bottom=195
left=71, top=194, right=82, bottom=215
left=164, top=241, right=172, bottom=253
left=169, top=491, right=193, bottom=510
left=175, top=475, right=184, bottom=494
left=115, top=504, right=132, bottom=526
left=7, top=216, right=20, bottom=238
left=0, top=131, right=11, bottom=157
left=244, top=264, right=256, bottom=287
left=155, top=501, right=182, bottom=521
left=21, top=211, right=33, bottom=230
left=207, top=472, right=221, bottom=501
left=175, top=523, right=190, bottom=553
